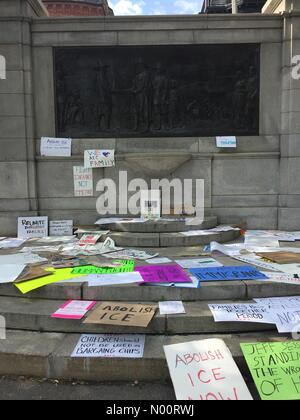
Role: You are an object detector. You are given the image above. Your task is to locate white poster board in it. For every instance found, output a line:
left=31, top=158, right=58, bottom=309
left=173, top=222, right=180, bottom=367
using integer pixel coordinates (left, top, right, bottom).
left=73, top=166, right=93, bottom=197
left=140, top=190, right=161, bottom=220
left=49, top=220, right=73, bottom=237
left=84, top=150, right=115, bottom=168
left=40, top=137, right=72, bottom=157
left=72, top=334, right=145, bottom=358
left=164, top=339, right=253, bottom=400
left=216, top=136, right=237, bottom=148
left=18, top=216, right=48, bottom=238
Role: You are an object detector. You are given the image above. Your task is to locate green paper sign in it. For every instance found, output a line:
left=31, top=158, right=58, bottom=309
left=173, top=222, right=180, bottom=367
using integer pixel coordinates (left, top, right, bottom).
left=241, top=341, right=300, bottom=400
left=71, top=260, right=135, bottom=275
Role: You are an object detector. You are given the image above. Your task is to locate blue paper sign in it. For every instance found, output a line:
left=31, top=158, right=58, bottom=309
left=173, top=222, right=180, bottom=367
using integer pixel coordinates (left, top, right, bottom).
left=189, top=266, right=268, bottom=282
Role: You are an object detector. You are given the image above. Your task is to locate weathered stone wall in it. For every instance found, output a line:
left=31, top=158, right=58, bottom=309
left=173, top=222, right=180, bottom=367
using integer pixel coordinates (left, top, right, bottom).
left=0, top=0, right=299, bottom=234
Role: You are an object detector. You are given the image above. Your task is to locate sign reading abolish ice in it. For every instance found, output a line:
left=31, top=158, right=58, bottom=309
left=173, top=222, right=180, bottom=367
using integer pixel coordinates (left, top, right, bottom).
left=40, top=137, right=72, bottom=157
left=84, top=150, right=115, bottom=168
left=241, top=341, right=300, bottom=401
left=72, top=334, right=145, bottom=358
left=164, top=339, right=253, bottom=400
left=18, top=216, right=48, bottom=238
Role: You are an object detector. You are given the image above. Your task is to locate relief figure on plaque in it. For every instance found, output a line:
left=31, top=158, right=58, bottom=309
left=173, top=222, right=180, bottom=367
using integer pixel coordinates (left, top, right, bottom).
left=151, top=63, right=170, bottom=131
left=245, top=66, right=259, bottom=130
left=131, top=62, right=151, bottom=132
left=95, top=61, right=114, bottom=130
left=65, top=90, right=84, bottom=126
left=233, top=71, right=247, bottom=128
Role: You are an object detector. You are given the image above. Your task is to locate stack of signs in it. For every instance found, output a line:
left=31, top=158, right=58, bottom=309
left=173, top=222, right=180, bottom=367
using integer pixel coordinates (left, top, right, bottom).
left=190, top=266, right=268, bottom=282
left=164, top=339, right=253, bottom=400
left=40, top=137, right=72, bottom=157
left=18, top=216, right=48, bottom=239
left=84, top=302, right=157, bottom=328
left=84, top=150, right=115, bottom=168
left=135, top=264, right=192, bottom=284
left=241, top=342, right=300, bottom=400
left=72, top=334, right=145, bottom=358
left=51, top=300, right=96, bottom=320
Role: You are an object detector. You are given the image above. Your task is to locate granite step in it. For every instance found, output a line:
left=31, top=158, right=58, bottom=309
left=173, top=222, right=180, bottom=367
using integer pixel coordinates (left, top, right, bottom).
left=0, top=329, right=291, bottom=385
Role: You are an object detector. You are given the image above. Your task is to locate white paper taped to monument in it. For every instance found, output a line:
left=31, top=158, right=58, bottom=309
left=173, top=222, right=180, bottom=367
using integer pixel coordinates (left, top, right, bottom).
left=84, top=150, right=115, bottom=168
left=73, top=166, right=93, bottom=197
left=40, top=137, right=72, bottom=157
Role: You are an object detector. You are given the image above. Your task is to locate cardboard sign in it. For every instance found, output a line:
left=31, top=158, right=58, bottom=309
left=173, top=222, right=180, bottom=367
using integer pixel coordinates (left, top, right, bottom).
left=72, top=334, right=145, bottom=358
left=216, top=136, right=237, bottom=148
left=49, top=220, right=73, bottom=237
left=271, top=308, right=300, bottom=333
left=241, top=341, right=300, bottom=400
left=40, top=137, right=72, bottom=157
left=208, top=303, right=274, bottom=324
left=257, top=252, right=300, bottom=264
left=140, top=190, right=161, bottom=221
left=73, top=166, right=93, bottom=197
left=84, top=150, right=115, bottom=168
left=84, top=302, right=157, bottom=328
left=164, top=339, right=253, bottom=400
left=51, top=300, right=96, bottom=320
left=135, top=264, right=192, bottom=284
left=190, top=266, right=268, bottom=282
left=71, top=260, right=134, bottom=275
left=18, top=216, right=48, bottom=239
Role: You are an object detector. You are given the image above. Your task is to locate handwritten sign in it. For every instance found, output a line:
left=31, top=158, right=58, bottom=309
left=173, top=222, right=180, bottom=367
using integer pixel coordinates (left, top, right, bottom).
left=84, top=302, right=157, bottom=328
left=140, top=190, right=161, bottom=221
left=216, top=136, right=237, bottom=148
left=51, top=300, right=96, bottom=320
left=79, top=234, right=102, bottom=246
left=135, top=264, right=192, bottom=284
left=164, top=339, right=253, bottom=400
left=208, top=303, right=274, bottom=324
left=72, top=260, right=135, bottom=275
left=18, top=216, right=48, bottom=239
left=40, top=137, right=72, bottom=157
left=72, top=334, right=145, bottom=358
left=49, top=220, right=73, bottom=237
left=241, top=341, right=300, bottom=400
left=73, top=166, right=93, bottom=197
left=190, top=266, right=268, bottom=282
left=84, top=150, right=115, bottom=168
left=272, top=308, right=300, bottom=333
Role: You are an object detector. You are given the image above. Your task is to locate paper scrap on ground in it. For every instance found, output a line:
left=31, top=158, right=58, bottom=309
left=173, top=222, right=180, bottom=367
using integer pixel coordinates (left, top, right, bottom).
left=40, top=137, right=72, bottom=157
left=216, top=136, right=237, bottom=148
left=135, top=264, right=192, bottom=284
left=180, top=230, right=216, bottom=237
left=49, top=220, right=73, bottom=237
left=15, top=268, right=86, bottom=294
left=261, top=272, right=300, bottom=286
left=245, top=235, right=280, bottom=248
left=145, top=276, right=200, bottom=289
left=164, top=338, right=253, bottom=400
left=84, top=302, right=157, bottom=328
left=87, top=272, right=143, bottom=287
left=95, top=217, right=144, bottom=225
left=0, top=252, right=47, bottom=266
left=0, top=265, right=26, bottom=284
left=208, top=303, right=274, bottom=324
left=190, top=266, right=268, bottom=282
left=146, top=257, right=172, bottom=264
left=84, top=150, right=115, bottom=168
left=51, top=300, right=96, bottom=320
left=71, top=260, right=134, bottom=275
left=0, top=238, right=26, bottom=249
left=210, top=225, right=241, bottom=232
left=72, top=334, right=145, bottom=358
left=159, top=301, right=185, bottom=315
left=241, top=341, right=300, bottom=400
left=73, top=166, right=93, bottom=197
left=105, top=249, right=158, bottom=260
left=175, top=258, right=223, bottom=269
left=18, top=216, right=48, bottom=239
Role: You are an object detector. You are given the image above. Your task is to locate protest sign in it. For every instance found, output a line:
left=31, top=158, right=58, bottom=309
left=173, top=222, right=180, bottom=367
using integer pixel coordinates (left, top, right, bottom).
left=0, top=265, right=26, bottom=284
left=71, top=260, right=134, bottom=275
left=84, top=302, right=157, bottom=328
left=190, top=266, right=267, bottom=282
left=164, top=339, right=253, bottom=400
left=175, top=258, right=223, bottom=269
left=49, top=220, right=73, bottom=237
left=40, top=137, right=72, bottom=157
left=140, top=190, right=161, bottom=221
left=73, top=166, right=93, bottom=197
left=241, top=341, right=300, bottom=400
left=79, top=234, right=102, bottom=246
left=104, top=249, right=158, bottom=260
left=256, top=252, right=300, bottom=264
left=159, top=301, right=185, bottom=315
left=72, top=334, right=145, bottom=358
left=216, top=136, right=237, bottom=148
left=146, top=258, right=172, bottom=264
left=261, top=272, right=300, bottom=286
left=271, top=308, right=300, bottom=333
left=18, top=216, right=48, bottom=239
left=87, top=272, right=143, bottom=287
left=0, top=238, right=26, bottom=249
left=84, top=150, right=115, bottom=168
left=51, top=300, right=96, bottom=320
left=208, top=303, right=274, bottom=324
left=135, top=264, right=192, bottom=284
left=14, top=266, right=52, bottom=283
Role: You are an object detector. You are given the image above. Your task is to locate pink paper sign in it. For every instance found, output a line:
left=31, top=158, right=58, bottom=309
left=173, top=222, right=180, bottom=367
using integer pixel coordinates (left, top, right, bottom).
left=51, top=300, right=96, bottom=320
left=135, top=264, right=192, bottom=284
